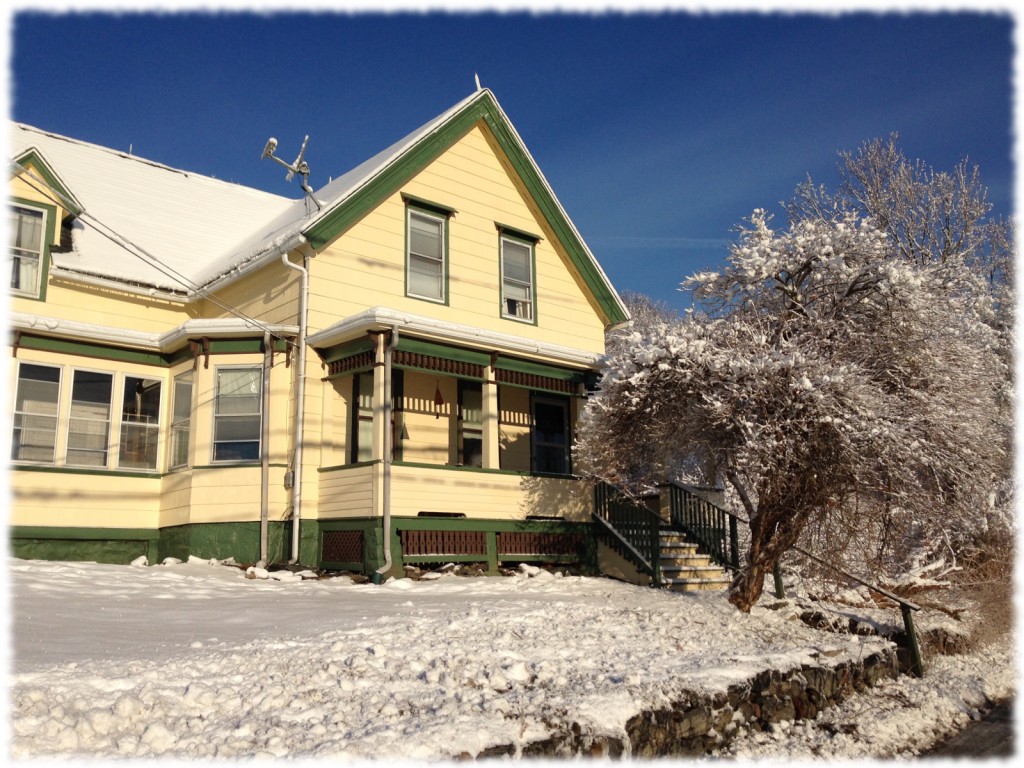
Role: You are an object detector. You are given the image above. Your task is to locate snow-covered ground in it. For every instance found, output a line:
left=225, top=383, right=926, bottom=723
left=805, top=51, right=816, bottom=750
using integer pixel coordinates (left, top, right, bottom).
left=5, top=557, right=1015, bottom=760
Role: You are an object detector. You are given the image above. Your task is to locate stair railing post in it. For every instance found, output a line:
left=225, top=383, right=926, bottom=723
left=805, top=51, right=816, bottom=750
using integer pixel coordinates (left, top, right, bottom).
left=901, top=604, right=925, bottom=677
left=772, top=559, right=786, bottom=599
left=729, top=515, right=740, bottom=570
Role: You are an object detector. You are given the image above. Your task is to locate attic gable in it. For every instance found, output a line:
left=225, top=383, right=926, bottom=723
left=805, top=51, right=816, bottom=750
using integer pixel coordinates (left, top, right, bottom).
left=301, top=90, right=629, bottom=326
left=10, top=146, right=82, bottom=216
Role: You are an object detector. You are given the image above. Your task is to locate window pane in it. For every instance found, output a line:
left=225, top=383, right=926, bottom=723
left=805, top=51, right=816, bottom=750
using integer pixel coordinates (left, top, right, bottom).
left=502, top=240, right=531, bottom=282
left=409, top=253, right=443, bottom=299
left=10, top=207, right=43, bottom=293
left=408, top=210, right=444, bottom=301
left=11, top=363, right=60, bottom=463
left=532, top=400, right=569, bottom=475
left=170, top=374, right=193, bottom=468
left=409, top=213, right=442, bottom=260
left=67, top=371, right=112, bottom=467
left=119, top=377, right=160, bottom=470
left=214, top=368, right=261, bottom=461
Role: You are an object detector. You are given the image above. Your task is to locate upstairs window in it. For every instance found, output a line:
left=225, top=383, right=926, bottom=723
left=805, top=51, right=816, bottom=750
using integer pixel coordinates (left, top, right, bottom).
left=404, top=196, right=455, bottom=304
left=10, top=205, right=45, bottom=298
left=500, top=234, right=535, bottom=322
left=407, top=209, right=446, bottom=302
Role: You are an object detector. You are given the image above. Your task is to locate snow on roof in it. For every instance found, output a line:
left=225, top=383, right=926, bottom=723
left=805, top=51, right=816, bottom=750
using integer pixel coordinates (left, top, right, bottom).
left=202, top=88, right=485, bottom=287
left=8, top=89, right=487, bottom=295
left=9, top=123, right=295, bottom=293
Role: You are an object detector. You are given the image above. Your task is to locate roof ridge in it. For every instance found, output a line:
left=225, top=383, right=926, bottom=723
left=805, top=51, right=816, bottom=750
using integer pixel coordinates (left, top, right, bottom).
left=10, top=121, right=291, bottom=202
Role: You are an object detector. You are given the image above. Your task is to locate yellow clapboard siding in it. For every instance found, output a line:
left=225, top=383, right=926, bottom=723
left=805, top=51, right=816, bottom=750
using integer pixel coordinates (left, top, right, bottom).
left=10, top=471, right=162, bottom=528
left=305, top=120, right=607, bottom=353
left=199, top=260, right=302, bottom=326
left=318, top=464, right=376, bottom=518
left=388, top=464, right=589, bottom=521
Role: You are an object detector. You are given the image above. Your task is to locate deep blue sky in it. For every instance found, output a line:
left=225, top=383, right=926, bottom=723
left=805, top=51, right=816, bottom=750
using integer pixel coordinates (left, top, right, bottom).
left=9, top=9, right=1015, bottom=312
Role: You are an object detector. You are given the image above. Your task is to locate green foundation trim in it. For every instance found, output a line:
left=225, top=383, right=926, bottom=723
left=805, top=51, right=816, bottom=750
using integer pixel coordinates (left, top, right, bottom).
left=9, top=522, right=295, bottom=568
left=9, top=525, right=160, bottom=564
left=157, top=521, right=293, bottom=565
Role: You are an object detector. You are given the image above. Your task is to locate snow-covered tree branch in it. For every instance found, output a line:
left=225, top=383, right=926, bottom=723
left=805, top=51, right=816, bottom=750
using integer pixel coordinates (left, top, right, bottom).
left=578, top=141, right=1013, bottom=612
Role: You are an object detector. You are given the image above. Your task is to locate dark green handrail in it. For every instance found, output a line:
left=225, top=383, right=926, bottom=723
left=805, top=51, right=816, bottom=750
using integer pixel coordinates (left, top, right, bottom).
left=665, top=483, right=741, bottom=572
left=662, top=480, right=925, bottom=677
left=593, top=483, right=662, bottom=587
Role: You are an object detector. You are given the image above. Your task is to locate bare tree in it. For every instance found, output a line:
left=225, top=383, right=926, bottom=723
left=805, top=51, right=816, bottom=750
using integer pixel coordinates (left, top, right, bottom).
left=579, top=202, right=1010, bottom=611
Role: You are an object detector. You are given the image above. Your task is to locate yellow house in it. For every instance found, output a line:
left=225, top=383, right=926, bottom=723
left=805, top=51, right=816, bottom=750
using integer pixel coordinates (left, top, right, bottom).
left=7, top=88, right=631, bottom=577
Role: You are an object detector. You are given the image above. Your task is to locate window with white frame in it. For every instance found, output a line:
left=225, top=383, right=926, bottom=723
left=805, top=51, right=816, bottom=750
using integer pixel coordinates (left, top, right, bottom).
left=119, top=376, right=162, bottom=470
left=169, top=371, right=193, bottom=469
left=407, top=208, right=446, bottom=302
left=500, top=235, right=534, bottom=321
left=66, top=370, right=114, bottom=467
left=10, top=205, right=45, bottom=297
left=213, top=367, right=263, bottom=462
left=11, top=362, right=61, bottom=463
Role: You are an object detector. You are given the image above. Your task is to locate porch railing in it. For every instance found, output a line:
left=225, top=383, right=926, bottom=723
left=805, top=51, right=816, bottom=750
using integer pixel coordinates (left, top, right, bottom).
left=664, top=482, right=741, bottom=572
left=593, top=482, right=662, bottom=587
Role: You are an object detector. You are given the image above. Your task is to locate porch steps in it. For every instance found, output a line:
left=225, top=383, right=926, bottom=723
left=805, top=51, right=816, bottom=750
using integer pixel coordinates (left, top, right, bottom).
left=659, top=530, right=731, bottom=592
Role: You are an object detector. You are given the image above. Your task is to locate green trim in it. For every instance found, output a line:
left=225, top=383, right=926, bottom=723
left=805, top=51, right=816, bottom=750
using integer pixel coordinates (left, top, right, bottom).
left=494, top=356, right=584, bottom=381
left=10, top=196, right=58, bottom=303
left=495, top=222, right=541, bottom=243
left=401, top=193, right=457, bottom=218
left=11, top=332, right=280, bottom=367
left=190, top=462, right=265, bottom=470
left=318, top=460, right=380, bottom=473
left=10, top=464, right=165, bottom=478
left=395, top=337, right=491, bottom=367
left=321, top=336, right=375, bottom=364
left=10, top=525, right=159, bottom=541
left=302, top=92, right=628, bottom=325
left=392, top=460, right=526, bottom=476
left=14, top=332, right=173, bottom=366
left=12, top=150, right=83, bottom=215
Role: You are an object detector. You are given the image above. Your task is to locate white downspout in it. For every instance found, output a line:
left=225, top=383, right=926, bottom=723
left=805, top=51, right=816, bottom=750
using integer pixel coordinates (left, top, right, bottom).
left=260, top=330, right=272, bottom=564
left=373, top=325, right=400, bottom=584
left=281, top=248, right=309, bottom=564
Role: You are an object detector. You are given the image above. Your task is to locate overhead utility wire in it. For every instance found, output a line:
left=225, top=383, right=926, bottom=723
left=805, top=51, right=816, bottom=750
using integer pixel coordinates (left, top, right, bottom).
left=11, top=161, right=298, bottom=347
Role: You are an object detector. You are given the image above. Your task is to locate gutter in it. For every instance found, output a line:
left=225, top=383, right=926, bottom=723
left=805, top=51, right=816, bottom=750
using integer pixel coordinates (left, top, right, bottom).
left=372, top=325, right=400, bottom=584
left=280, top=244, right=310, bottom=564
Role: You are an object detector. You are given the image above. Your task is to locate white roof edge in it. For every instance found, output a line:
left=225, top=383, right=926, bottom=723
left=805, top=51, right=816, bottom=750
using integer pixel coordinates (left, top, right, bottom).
left=11, top=312, right=298, bottom=352
left=306, top=306, right=600, bottom=368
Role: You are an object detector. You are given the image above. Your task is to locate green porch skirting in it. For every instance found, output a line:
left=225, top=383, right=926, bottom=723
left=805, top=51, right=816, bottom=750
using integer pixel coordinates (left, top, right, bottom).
left=313, top=517, right=598, bottom=577
left=10, top=518, right=598, bottom=575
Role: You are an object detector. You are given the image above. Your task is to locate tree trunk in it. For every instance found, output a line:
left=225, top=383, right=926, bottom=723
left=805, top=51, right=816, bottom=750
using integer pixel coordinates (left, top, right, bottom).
left=728, top=499, right=808, bottom=612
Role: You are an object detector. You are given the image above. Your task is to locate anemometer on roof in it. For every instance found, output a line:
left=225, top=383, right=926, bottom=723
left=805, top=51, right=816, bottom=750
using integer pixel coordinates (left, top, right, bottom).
left=261, top=134, right=323, bottom=211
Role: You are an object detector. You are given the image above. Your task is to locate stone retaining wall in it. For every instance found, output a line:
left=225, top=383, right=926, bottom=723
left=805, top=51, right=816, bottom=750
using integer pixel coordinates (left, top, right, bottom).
left=474, top=646, right=900, bottom=759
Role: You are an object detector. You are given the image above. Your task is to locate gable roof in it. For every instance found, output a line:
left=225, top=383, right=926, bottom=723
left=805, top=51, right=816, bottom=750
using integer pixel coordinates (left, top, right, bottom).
left=9, top=124, right=295, bottom=293
left=9, top=89, right=628, bottom=324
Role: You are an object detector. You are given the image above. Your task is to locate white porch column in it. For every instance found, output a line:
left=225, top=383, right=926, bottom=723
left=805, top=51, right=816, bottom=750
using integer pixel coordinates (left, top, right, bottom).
left=482, top=358, right=500, bottom=469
